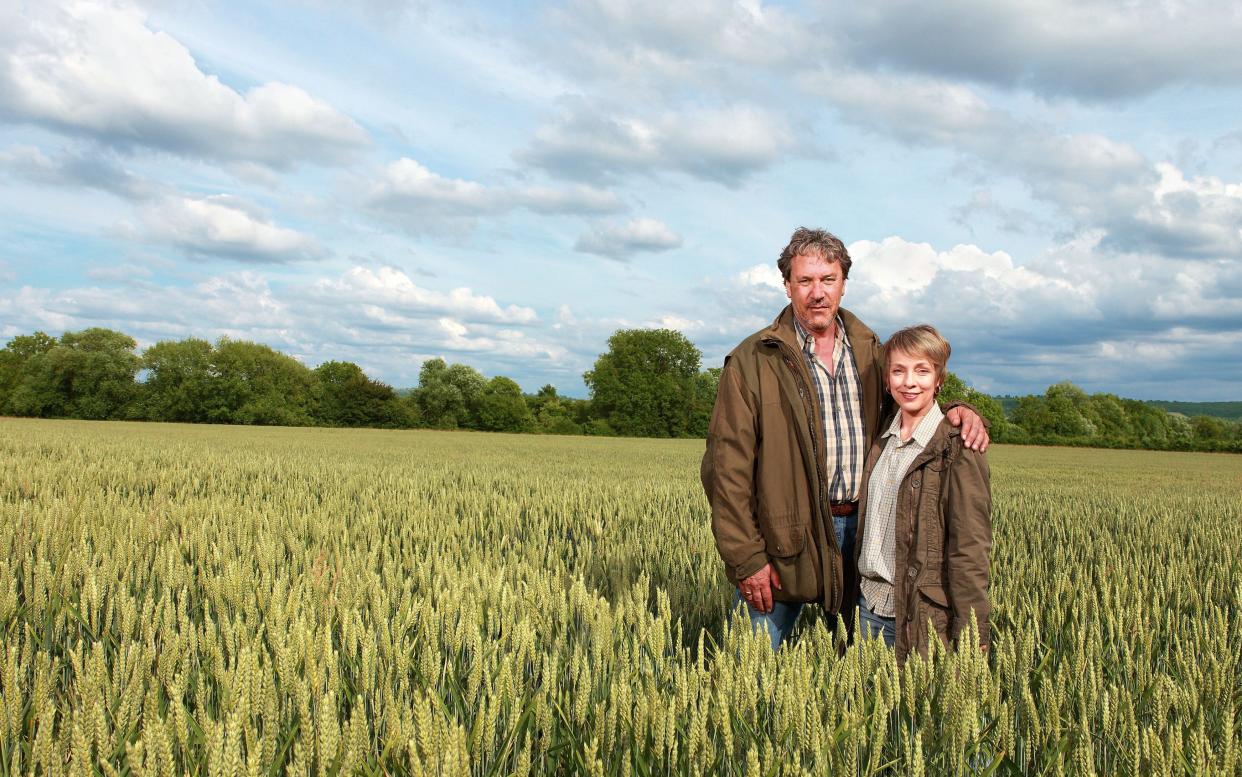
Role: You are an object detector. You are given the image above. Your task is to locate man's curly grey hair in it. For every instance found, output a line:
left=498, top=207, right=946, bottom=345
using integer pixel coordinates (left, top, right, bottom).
left=777, top=227, right=852, bottom=281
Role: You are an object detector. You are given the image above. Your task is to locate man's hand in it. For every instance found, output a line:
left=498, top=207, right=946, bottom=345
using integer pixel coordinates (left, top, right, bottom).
left=945, top=405, right=990, bottom=452
left=739, top=563, right=782, bottom=613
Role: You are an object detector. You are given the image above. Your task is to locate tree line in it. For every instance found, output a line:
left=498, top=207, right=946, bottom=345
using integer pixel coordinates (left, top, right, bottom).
left=1, top=327, right=1238, bottom=451
left=0, top=327, right=718, bottom=437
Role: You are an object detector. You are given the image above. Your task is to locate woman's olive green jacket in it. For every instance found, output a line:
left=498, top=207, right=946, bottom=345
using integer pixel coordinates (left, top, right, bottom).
left=855, top=419, right=992, bottom=663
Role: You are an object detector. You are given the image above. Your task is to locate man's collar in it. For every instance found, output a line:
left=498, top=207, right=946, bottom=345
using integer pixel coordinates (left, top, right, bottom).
left=792, top=314, right=849, bottom=352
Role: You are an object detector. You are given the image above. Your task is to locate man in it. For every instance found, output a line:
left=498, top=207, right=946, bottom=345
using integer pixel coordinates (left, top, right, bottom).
left=700, top=227, right=988, bottom=649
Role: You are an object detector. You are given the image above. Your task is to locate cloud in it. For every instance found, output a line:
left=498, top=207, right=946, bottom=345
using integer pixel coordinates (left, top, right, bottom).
left=574, top=217, right=682, bottom=259
left=131, top=195, right=326, bottom=263
left=1103, top=163, right=1242, bottom=259
left=520, top=101, right=798, bottom=186
left=516, top=184, right=626, bottom=214
left=308, top=266, right=538, bottom=325
left=683, top=232, right=1242, bottom=396
left=813, top=71, right=1015, bottom=148
left=0, top=0, right=368, bottom=167
left=829, top=1, right=1242, bottom=101
left=364, top=157, right=625, bottom=232
left=952, top=189, right=1048, bottom=236
left=86, top=262, right=153, bottom=282
left=0, top=144, right=156, bottom=199
left=814, top=71, right=1242, bottom=261
left=537, top=0, right=815, bottom=87
left=1, top=266, right=567, bottom=388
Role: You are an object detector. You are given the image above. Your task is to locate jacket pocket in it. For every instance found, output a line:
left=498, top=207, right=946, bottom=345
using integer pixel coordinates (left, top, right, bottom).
left=918, top=583, right=949, bottom=608
left=911, top=584, right=951, bottom=656
left=761, top=518, right=806, bottom=557
left=759, top=516, right=818, bottom=602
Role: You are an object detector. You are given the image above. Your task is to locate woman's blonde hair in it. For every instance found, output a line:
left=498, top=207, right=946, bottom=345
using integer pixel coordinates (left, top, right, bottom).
left=885, top=324, right=951, bottom=383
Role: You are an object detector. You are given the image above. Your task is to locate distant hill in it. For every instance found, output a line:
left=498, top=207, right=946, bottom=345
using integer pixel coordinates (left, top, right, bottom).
left=1144, top=400, right=1242, bottom=421
left=993, top=395, right=1242, bottom=421
left=995, top=396, right=1020, bottom=416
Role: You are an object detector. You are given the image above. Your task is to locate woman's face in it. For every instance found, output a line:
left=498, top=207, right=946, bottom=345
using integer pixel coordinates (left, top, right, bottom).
left=887, top=347, right=939, bottom=419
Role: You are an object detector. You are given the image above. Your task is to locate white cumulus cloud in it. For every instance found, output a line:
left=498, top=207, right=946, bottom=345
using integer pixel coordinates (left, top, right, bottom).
left=311, top=266, right=538, bottom=325
left=130, top=195, right=325, bottom=263
left=0, top=0, right=368, bottom=167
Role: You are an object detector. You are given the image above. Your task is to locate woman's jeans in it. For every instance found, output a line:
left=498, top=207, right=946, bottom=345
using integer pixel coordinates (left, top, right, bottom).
left=857, top=594, right=897, bottom=647
left=736, top=511, right=857, bottom=650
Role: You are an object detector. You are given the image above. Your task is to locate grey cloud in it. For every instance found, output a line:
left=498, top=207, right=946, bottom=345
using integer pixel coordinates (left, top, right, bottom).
left=363, top=157, right=627, bottom=234
left=0, top=145, right=158, bottom=199
left=951, top=189, right=1048, bottom=236
left=536, top=0, right=816, bottom=90
left=683, top=235, right=1242, bottom=398
left=520, top=100, right=799, bottom=186
left=829, top=1, right=1242, bottom=101
left=574, top=218, right=683, bottom=260
left=292, top=0, right=428, bottom=25
left=816, top=71, right=1242, bottom=261
left=516, top=185, right=626, bottom=215
left=86, top=263, right=155, bottom=283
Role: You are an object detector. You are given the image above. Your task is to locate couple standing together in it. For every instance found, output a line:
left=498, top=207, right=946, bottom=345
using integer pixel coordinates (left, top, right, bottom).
left=701, top=227, right=993, bottom=662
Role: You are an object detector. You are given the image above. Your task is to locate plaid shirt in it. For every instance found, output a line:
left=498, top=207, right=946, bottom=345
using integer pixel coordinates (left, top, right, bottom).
left=859, top=403, right=945, bottom=617
left=793, top=316, right=866, bottom=504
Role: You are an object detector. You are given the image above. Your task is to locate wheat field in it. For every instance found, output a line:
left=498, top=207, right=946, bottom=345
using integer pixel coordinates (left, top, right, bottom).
left=0, top=418, right=1238, bottom=775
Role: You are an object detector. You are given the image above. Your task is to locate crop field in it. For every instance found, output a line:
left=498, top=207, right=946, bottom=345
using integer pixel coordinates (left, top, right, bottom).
left=1, top=418, right=1239, bottom=776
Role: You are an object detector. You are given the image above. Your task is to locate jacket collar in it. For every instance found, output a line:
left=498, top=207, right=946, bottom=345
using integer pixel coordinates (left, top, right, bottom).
left=905, top=416, right=962, bottom=471
left=764, top=304, right=872, bottom=351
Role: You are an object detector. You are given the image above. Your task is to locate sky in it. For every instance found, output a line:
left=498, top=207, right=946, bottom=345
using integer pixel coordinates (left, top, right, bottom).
left=2, top=0, right=1241, bottom=400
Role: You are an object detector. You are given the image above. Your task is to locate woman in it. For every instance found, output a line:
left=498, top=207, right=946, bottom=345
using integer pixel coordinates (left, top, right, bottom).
left=853, top=325, right=992, bottom=662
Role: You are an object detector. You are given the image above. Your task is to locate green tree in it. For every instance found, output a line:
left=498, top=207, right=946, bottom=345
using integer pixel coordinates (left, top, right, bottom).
left=936, top=371, right=1009, bottom=440
left=1122, top=399, right=1173, bottom=446
left=0, top=332, right=56, bottom=413
left=584, top=328, right=701, bottom=438
left=314, top=360, right=405, bottom=428
left=1086, top=393, right=1130, bottom=441
left=1011, top=383, right=1095, bottom=440
left=8, top=328, right=140, bottom=419
left=140, top=338, right=222, bottom=422
left=529, top=385, right=591, bottom=435
left=212, top=339, right=318, bottom=426
left=526, top=384, right=560, bottom=417
left=1044, top=382, right=1095, bottom=437
left=477, top=376, right=535, bottom=432
left=1190, top=415, right=1229, bottom=443
left=687, top=367, right=722, bottom=438
left=411, top=359, right=487, bottom=429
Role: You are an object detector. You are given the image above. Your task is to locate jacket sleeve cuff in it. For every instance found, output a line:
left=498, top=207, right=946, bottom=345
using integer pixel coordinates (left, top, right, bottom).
left=731, top=550, right=770, bottom=584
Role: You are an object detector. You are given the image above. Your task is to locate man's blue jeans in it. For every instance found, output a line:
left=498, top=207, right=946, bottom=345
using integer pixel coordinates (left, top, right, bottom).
left=735, top=510, right=857, bottom=650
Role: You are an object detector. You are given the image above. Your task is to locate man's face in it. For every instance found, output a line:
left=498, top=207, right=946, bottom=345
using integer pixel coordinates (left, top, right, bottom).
left=784, top=251, right=846, bottom=336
